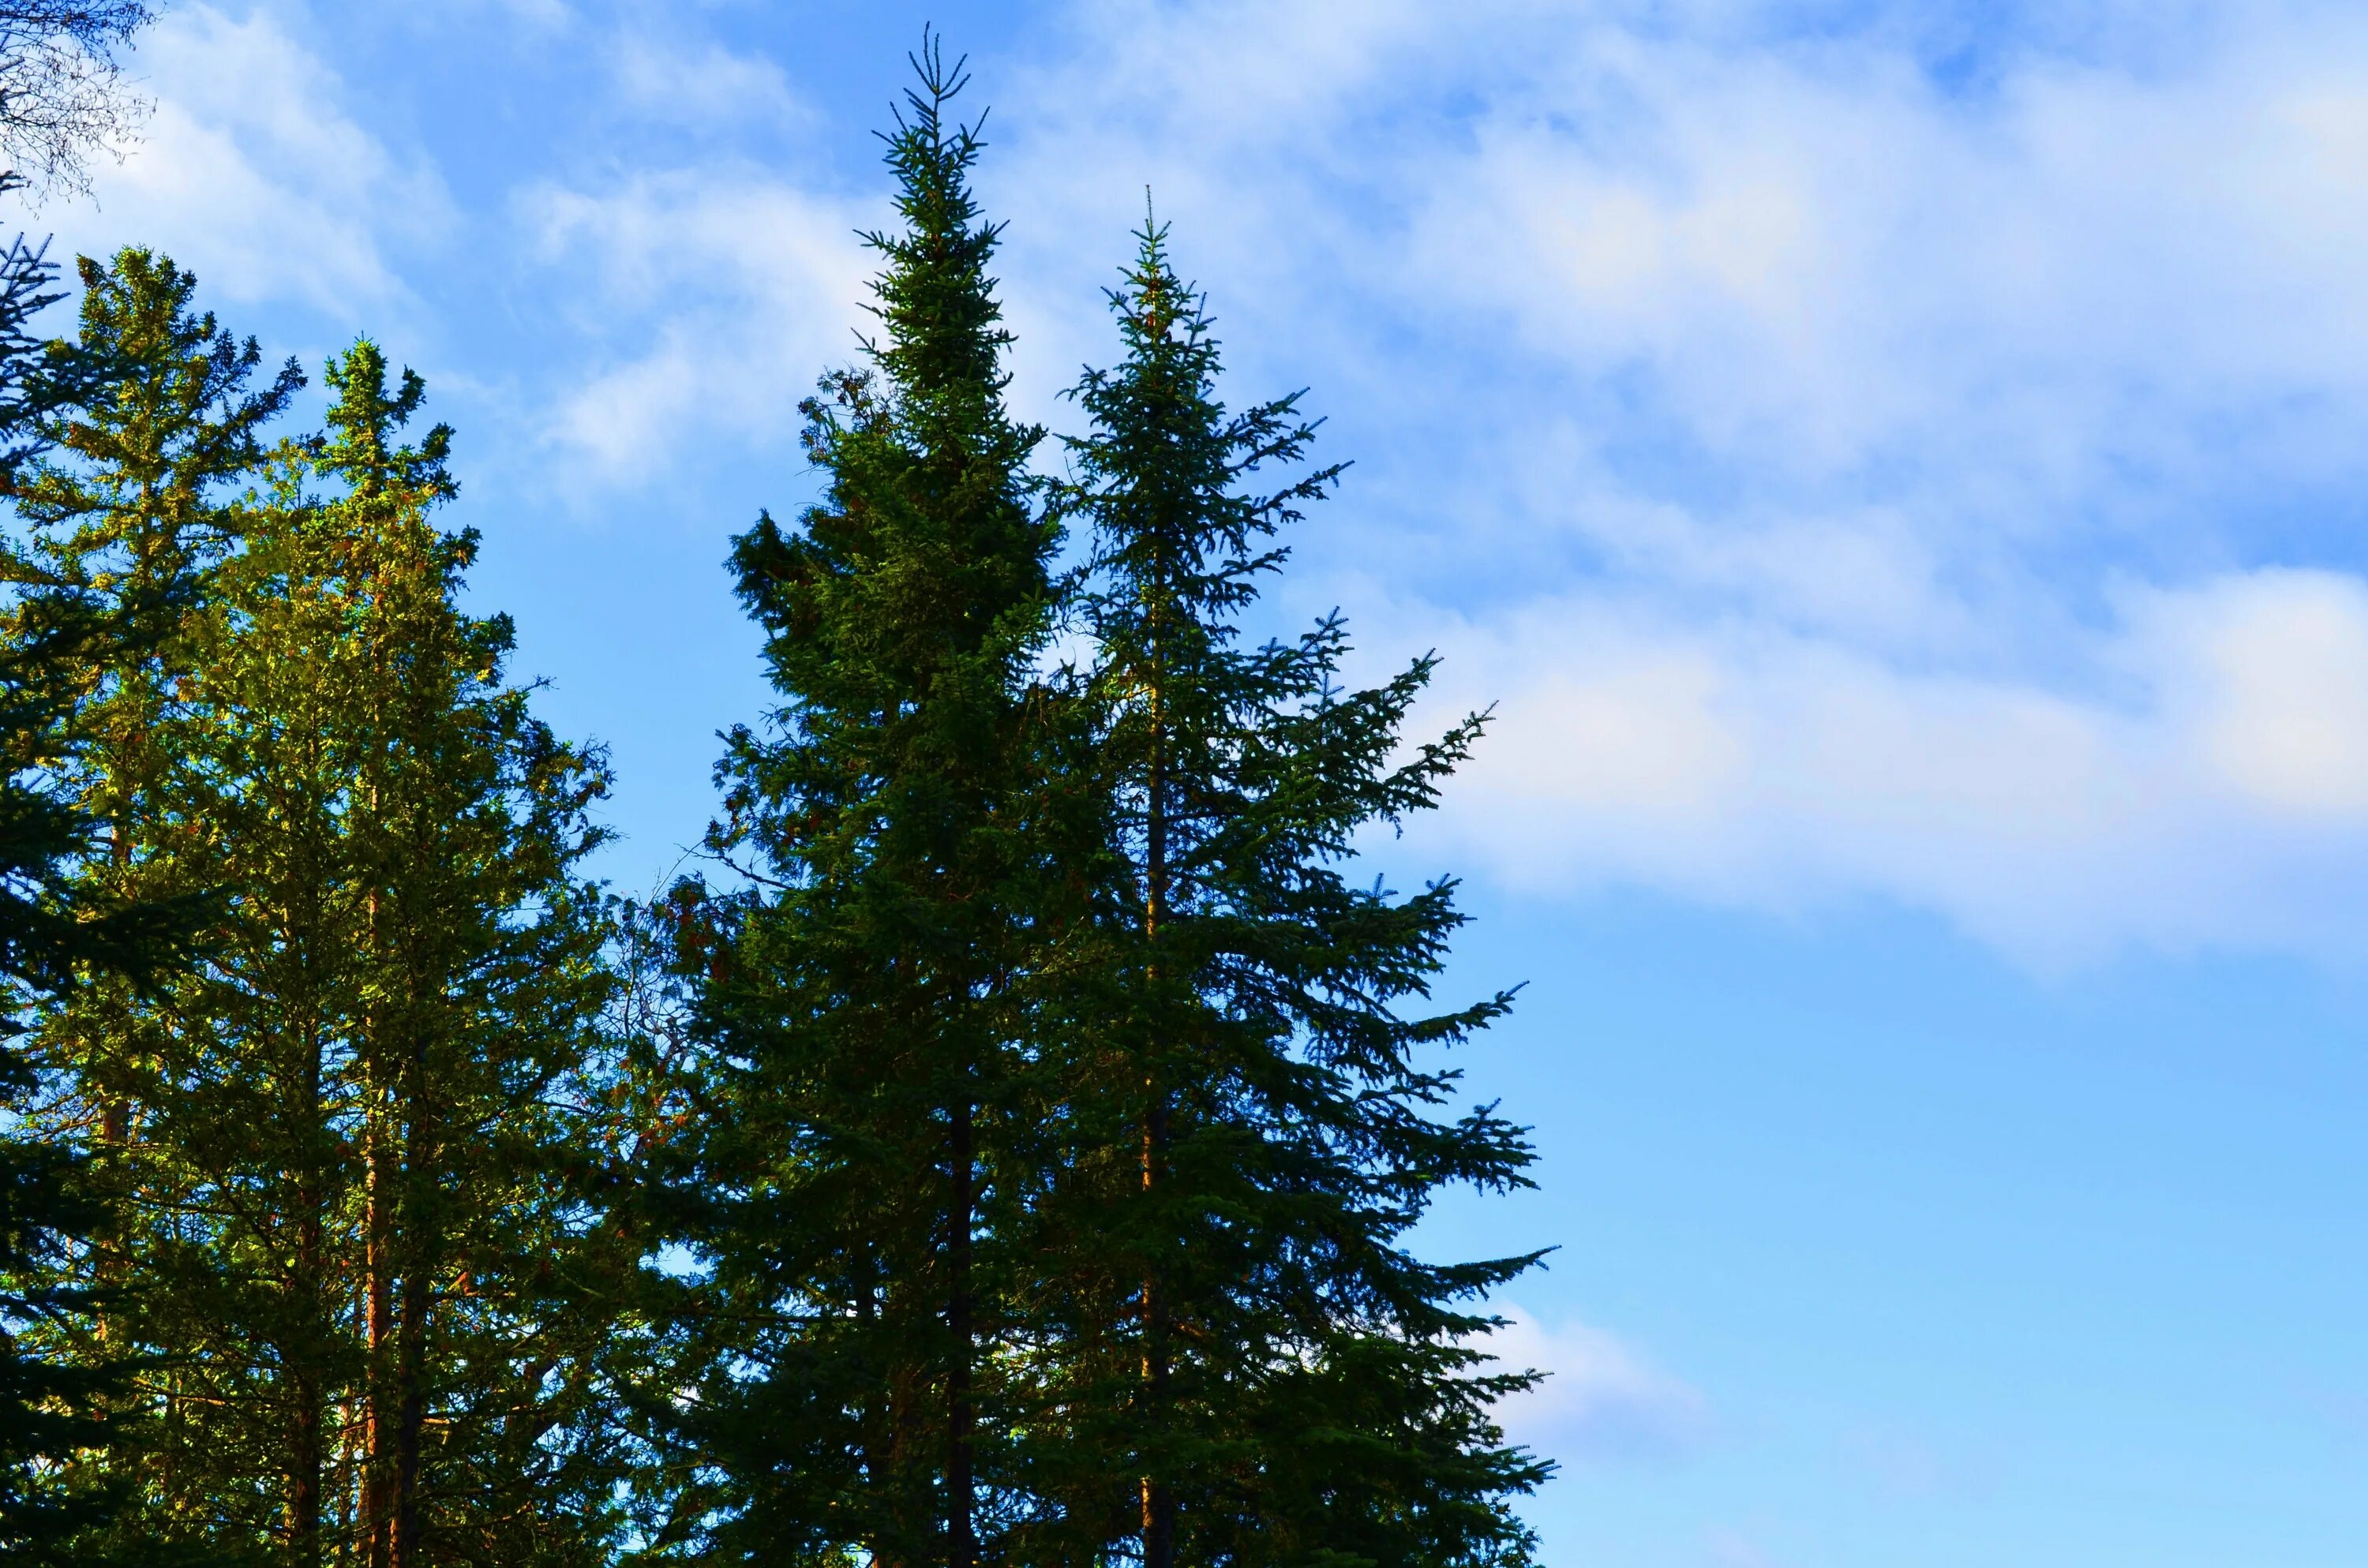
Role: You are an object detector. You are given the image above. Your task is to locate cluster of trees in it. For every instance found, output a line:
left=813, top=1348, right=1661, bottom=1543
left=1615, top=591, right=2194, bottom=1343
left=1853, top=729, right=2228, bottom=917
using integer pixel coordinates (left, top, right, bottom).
left=0, top=34, right=1549, bottom=1568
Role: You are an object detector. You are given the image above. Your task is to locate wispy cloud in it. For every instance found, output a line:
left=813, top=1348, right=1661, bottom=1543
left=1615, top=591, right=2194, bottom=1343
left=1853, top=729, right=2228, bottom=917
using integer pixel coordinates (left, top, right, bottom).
left=607, top=24, right=810, bottom=134
left=178, top=0, right=2368, bottom=963
left=1483, top=1306, right=1712, bottom=1461
left=1389, top=566, right=2368, bottom=964
left=41, top=4, right=451, bottom=319
left=517, top=167, right=870, bottom=485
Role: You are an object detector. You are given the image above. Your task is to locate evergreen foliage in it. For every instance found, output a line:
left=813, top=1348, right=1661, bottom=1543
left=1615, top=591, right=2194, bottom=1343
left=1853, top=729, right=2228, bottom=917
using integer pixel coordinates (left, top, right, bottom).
left=0, top=224, right=192, bottom=1568
left=672, top=36, right=1071, bottom=1567
left=288, top=339, right=631, bottom=1567
left=9, top=262, right=640, bottom=1562
left=7, top=248, right=302, bottom=1555
left=1038, top=219, right=1550, bottom=1567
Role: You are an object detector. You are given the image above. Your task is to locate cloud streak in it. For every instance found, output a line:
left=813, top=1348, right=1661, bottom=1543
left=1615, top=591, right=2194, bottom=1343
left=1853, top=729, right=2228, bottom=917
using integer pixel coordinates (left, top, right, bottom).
left=1392, top=567, right=2368, bottom=964
left=1483, top=1305, right=1712, bottom=1462
left=517, top=168, right=870, bottom=485
left=107, top=0, right=2368, bottom=964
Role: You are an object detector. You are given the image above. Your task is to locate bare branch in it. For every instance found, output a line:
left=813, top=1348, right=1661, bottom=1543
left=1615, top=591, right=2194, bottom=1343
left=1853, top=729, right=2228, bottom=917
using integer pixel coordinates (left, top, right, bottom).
left=0, top=2, right=158, bottom=204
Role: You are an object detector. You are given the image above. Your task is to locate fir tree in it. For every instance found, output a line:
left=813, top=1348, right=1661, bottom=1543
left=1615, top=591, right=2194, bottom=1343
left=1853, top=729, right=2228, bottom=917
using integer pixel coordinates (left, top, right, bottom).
left=4, top=245, right=295, bottom=1555
left=1042, top=218, right=1550, bottom=1568
left=9, top=247, right=299, bottom=1248
left=0, top=225, right=193, bottom=1568
left=679, top=36, right=1067, bottom=1566
left=13, top=301, right=637, bottom=1562
left=0, top=572, right=180, bottom=1568
left=179, top=339, right=633, bottom=1566
left=163, top=433, right=373, bottom=1557
left=305, top=340, right=628, bottom=1568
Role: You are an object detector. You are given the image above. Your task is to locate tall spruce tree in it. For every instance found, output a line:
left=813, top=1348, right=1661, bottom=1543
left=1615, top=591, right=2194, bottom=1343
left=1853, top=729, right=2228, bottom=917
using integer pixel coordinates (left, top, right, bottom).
left=679, top=37, right=1066, bottom=1566
left=115, top=339, right=633, bottom=1565
left=14, top=250, right=296, bottom=1206
left=0, top=621, right=158, bottom=1563
left=155, top=431, right=375, bottom=1557
left=13, top=303, right=637, bottom=1562
left=5, top=246, right=297, bottom=1555
left=0, top=225, right=193, bottom=1568
left=1040, top=219, right=1550, bottom=1567
left=303, top=341, right=628, bottom=1568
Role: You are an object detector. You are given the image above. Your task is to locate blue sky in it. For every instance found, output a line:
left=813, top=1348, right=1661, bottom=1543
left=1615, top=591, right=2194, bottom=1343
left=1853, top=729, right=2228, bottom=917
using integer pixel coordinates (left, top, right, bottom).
left=31, top=1, right=2368, bottom=1560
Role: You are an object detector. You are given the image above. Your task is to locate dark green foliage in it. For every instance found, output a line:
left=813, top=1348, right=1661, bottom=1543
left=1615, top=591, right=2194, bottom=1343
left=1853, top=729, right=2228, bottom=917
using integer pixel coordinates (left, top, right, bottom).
left=673, top=37, right=1070, bottom=1567
left=0, top=229, right=194, bottom=1568
left=1031, top=219, right=1549, bottom=1567
left=8, top=257, right=641, bottom=1562
left=5, top=247, right=301, bottom=1558
left=298, top=340, right=632, bottom=1566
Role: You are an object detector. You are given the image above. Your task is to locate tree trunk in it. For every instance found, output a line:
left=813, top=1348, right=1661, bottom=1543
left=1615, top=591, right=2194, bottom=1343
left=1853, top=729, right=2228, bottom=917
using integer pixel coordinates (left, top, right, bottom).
left=365, top=881, right=395, bottom=1568
left=287, top=1077, right=325, bottom=1549
left=1141, top=661, right=1177, bottom=1568
left=365, top=1087, right=393, bottom=1568
left=947, top=1095, right=976, bottom=1568
left=288, top=1353, right=322, bottom=1554
left=392, top=1068, right=434, bottom=1568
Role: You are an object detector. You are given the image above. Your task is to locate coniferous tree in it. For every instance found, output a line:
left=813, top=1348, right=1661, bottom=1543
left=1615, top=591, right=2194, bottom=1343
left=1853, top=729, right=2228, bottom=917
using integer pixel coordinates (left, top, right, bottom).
left=11, top=248, right=297, bottom=1218
left=161, top=430, right=374, bottom=1556
left=6, top=246, right=297, bottom=1553
left=598, top=889, right=737, bottom=1559
left=117, top=339, right=633, bottom=1565
left=0, top=224, right=193, bottom=1568
left=13, top=297, right=638, bottom=1562
left=1040, top=219, right=1549, bottom=1568
left=0, top=727, right=147, bottom=1565
left=302, top=340, right=628, bottom=1568
left=678, top=37, right=1067, bottom=1566
left=0, top=36, right=1557, bottom=1566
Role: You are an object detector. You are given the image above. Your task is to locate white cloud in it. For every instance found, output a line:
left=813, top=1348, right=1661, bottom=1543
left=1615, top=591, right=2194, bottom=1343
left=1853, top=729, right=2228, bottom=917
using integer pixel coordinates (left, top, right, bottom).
left=609, top=30, right=807, bottom=133
left=41, top=4, right=449, bottom=318
left=1396, top=566, right=2368, bottom=964
left=2161, top=571, right=2368, bottom=818
left=1463, top=643, right=1745, bottom=825
left=519, top=169, right=871, bottom=483
left=990, top=0, right=2368, bottom=509
left=410, top=0, right=568, bottom=24
left=1482, top=1306, right=1711, bottom=1461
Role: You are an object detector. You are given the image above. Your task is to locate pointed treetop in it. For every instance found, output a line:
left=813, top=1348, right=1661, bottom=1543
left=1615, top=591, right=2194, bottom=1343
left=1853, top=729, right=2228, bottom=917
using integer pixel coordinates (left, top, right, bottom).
left=858, top=28, right=1019, bottom=439
left=321, top=337, right=454, bottom=505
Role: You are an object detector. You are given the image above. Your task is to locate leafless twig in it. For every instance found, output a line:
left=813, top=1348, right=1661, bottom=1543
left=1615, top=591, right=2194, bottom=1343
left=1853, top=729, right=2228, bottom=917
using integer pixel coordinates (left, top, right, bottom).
left=0, top=2, right=158, bottom=204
